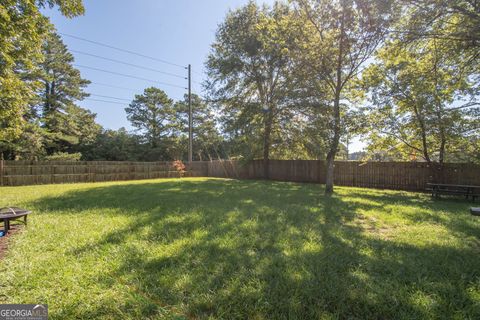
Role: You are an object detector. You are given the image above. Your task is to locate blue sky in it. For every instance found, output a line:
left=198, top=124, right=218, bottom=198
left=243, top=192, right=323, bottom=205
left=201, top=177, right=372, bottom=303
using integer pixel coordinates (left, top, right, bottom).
left=45, top=0, right=364, bottom=152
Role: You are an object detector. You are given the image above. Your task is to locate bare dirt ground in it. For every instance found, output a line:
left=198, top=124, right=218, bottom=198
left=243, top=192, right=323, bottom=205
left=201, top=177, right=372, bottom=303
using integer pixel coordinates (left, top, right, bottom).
left=0, top=225, right=23, bottom=260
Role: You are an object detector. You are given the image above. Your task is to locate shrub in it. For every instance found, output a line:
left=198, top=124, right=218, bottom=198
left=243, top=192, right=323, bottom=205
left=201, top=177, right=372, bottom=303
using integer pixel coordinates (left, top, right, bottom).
left=173, top=160, right=186, bottom=177
left=44, top=152, right=82, bottom=161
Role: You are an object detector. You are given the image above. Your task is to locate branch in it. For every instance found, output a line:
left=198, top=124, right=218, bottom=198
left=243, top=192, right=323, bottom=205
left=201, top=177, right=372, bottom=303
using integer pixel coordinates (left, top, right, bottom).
left=378, top=129, right=425, bottom=154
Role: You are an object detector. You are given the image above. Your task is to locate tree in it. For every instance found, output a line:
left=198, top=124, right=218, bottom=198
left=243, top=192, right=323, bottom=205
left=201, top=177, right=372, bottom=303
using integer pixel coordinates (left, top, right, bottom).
left=0, top=122, right=46, bottom=160
left=206, top=2, right=296, bottom=177
left=57, top=104, right=101, bottom=153
left=0, top=0, right=84, bottom=148
left=125, top=87, right=175, bottom=151
left=37, top=0, right=85, bottom=18
left=173, top=94, right=222, bottom=161
left=399, top=0, right=480, bottom=52
left=1, top=29, right=98, bottom=160
left=81, top=128, right=144, bottom=161
left=41, top=33, right=90, bottom=116
left=362, top=38, right=479, bottom=163
left=38, top=32, right=93, bottom=154
left=292, top=0, right=394, bottom=194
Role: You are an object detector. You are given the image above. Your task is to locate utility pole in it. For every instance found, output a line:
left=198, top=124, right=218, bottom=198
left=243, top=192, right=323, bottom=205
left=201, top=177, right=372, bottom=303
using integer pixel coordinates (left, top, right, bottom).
left=188, top=64, right=193, bottom=163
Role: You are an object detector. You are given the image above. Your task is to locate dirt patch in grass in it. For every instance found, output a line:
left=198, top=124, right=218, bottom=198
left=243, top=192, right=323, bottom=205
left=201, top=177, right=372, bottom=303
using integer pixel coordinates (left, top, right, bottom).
left=0, top=225, right=24, bottom=260
left=355, top=214, right=394, bottom=238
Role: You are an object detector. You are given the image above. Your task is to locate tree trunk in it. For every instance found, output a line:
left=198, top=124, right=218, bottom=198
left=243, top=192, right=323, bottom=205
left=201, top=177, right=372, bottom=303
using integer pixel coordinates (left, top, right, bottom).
left=325, top=153, right=335, bottom=194
left=44, top=80, right=57, bottom=116
left=325, top=2, right=345, bottom=195
left=439, top=128, right=446, bottom=164
left=345, top=135, right=349, bottom=160
left=325, top=95, right=341, bottom=195
left=432, top=37, right=446, bottom=165
left=263, top=111, right=273, bottom=179
left=412, top=103, right=431, bottom=163
left=44, top=82, right=51, bottom=112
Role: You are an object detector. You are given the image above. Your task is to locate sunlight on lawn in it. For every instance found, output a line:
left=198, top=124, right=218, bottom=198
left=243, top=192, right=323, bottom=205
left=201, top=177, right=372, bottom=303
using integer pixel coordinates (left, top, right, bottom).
left=0, top=178, right=479, bottom=319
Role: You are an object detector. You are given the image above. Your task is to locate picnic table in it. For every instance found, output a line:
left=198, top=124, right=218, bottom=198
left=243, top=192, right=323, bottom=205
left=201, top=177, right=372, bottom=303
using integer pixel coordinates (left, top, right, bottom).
left=471, top=208, right=480, bottom=216
left=0, top=207, right=31, bottom=235
left=426, top=183, right=480, bottom=201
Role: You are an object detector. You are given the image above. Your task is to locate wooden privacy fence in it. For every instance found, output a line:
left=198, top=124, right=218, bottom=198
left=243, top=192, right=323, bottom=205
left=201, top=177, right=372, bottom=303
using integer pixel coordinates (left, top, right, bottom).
left=0, top=159, right=479, bottom=191
left=201, top=160, right=480, bottom=191
left=0, top=160, right=205, bottom=186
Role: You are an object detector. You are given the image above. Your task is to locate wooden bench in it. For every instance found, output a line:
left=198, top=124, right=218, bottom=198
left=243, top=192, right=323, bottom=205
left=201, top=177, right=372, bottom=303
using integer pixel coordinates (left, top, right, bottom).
left=0, top=207, right=31, bottom=235
left=426, top=183, right=480, bottom=202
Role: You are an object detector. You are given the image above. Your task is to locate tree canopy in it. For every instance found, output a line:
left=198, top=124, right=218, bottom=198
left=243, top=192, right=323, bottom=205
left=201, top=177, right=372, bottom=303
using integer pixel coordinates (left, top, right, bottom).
left=1, top=0, right=479, bottom=193
left=0, top=0, right=85, bottom=145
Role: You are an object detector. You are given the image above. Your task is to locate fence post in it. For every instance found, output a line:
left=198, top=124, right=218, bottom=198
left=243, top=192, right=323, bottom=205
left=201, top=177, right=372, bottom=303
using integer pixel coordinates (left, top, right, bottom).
left=0, top=153, right=4, bottom=186
left=93, top=162, right=97, bottom=182
left=88, top=162, right=92, bottom=182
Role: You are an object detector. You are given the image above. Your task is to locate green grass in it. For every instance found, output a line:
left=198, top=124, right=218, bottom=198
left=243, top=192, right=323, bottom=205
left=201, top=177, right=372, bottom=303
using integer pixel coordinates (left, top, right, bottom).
left=0, top=178, right=479, bottom=319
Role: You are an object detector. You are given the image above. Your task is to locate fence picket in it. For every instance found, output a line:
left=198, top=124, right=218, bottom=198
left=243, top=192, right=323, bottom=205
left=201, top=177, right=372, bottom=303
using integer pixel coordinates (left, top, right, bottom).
left=1, top=160, right=479, bottom=191
left=205, top=160, right=480, bottom=191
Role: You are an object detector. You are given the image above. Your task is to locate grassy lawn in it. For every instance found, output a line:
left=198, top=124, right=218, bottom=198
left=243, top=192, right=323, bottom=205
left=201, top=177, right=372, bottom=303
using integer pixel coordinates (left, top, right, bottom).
left=0, top=178, right=479, bottom=319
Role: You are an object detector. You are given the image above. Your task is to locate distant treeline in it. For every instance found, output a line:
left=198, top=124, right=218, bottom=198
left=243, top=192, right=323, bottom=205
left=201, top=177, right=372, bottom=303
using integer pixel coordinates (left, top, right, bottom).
left=1, top=1, right=478, bottom=189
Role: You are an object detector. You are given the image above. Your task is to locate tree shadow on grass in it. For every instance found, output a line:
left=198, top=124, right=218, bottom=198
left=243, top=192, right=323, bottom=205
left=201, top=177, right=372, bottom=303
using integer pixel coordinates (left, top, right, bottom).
left=343, top=189, right=480, bottom=240
left=30, top=179, right=480, bottom=319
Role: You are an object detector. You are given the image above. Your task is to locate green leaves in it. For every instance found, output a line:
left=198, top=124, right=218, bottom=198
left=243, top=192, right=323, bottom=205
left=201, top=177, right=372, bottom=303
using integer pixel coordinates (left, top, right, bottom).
left=0, top=0, right=85, bottom=151
left=38, top=0, right=85, bottom=18
left=207, top=2, right=310, bottom=161
left=362, top=36, right=479, bottom=162
left=123, top=89, right=222, bottom=161
left=35, top=32, right=97, bottom=156
left=125, top=87, right=175, bottom=148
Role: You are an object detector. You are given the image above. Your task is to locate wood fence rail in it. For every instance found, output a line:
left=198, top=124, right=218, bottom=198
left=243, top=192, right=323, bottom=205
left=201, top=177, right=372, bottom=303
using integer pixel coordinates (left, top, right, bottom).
left=200, top=160, right=480, bottom=191
left=0, top=160, right=205, bottom=186
left=0, top=159, right=479, bottom=191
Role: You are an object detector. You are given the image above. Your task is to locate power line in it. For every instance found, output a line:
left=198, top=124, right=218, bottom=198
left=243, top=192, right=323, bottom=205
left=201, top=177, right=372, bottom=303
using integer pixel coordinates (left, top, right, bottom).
left=84, top=98, right=127, bottom=105
left=71, top=49, right=187, bottom=79
left=60, top=32, right=187, bottom=69
left=91, top=82, right=191, bottom=96
left=74, top=64, right=188, bottom=89
left=192, top=70, right=203, bottom=77
left=190, top=67, right=203, bottom=84
left=89, top=93, right=131, bottom=102
left=89, top=82, right=139, bottom=92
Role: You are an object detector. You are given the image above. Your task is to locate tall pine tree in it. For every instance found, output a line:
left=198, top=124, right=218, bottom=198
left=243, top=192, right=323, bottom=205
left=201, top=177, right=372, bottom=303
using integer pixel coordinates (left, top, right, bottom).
left=0, top=0, right=84, bottom=148
left=173, top=93, right=221, bottom=161
left=38, top=32, right=98, bottom=155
